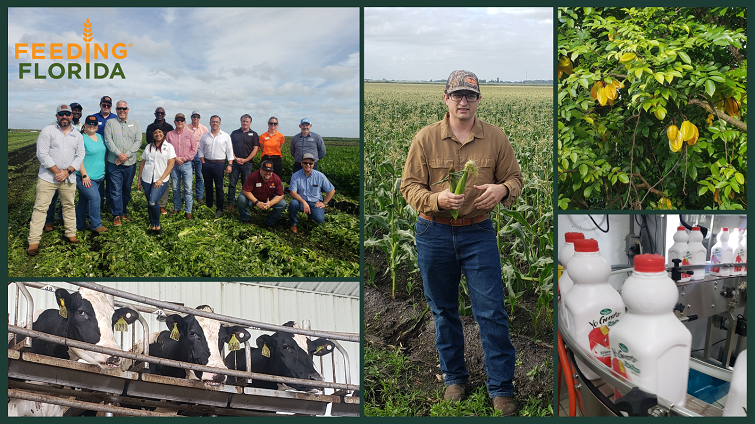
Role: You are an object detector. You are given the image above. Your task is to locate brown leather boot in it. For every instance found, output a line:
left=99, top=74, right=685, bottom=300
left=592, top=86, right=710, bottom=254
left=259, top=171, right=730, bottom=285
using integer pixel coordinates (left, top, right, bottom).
left=27, top=244, right=40, bottom=256
left=492, top=396, right=516, bottom=416
left=443, top=384, right=466, bottom=402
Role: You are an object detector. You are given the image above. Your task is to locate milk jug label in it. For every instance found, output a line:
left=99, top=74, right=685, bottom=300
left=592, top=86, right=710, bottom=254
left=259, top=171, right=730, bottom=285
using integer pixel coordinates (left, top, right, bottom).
left=681, top=251, right=692, bottom=278
left=612, top=343, right=640, bottom=380
left=711, top=248, right=722, bottom=273
left=734, top=248, right=745, bottom=272
left=587, top=309, right=621, bottom=366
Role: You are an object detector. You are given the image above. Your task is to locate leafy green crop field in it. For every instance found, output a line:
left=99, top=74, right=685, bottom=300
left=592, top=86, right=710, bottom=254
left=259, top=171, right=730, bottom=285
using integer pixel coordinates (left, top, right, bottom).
left=8, top=131, right=360, bottom=278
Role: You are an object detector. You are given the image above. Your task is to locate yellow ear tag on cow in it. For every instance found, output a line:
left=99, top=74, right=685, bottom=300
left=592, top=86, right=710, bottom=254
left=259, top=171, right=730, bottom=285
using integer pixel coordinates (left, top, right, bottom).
left=228, top=334, right=241, bottom=351
left=262, top=343, right=271, bottom=358
left=170, top=323, right=180, bottom=341
left=58, top=299, right=68, bottom=319
left=315, top=345, right=327, bottom=354
left=114, top=317, right=128, bottom=332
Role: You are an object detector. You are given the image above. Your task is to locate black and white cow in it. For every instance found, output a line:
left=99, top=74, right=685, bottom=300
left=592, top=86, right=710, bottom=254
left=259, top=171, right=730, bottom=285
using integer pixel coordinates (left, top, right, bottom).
left=137, top=305, right=250, bottom=386
left=8, top=288, right=139, bottom=416
left=10, top=288, right=139, bottom=368
left=224, top=321, right=335, bottom=392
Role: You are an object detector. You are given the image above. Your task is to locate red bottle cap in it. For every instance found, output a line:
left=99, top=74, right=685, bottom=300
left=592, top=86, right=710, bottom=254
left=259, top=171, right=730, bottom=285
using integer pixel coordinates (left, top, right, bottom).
left=574, top=239, right=599, bottom=253
left=565, top=232, right=585, bottom=243
left=634, top=254, right=666, bottom=272
left=677, top=226, right=686, bottom=231
left=692, top=226, right=700, bottom=231
left=722, top=227, right=729, bottom=231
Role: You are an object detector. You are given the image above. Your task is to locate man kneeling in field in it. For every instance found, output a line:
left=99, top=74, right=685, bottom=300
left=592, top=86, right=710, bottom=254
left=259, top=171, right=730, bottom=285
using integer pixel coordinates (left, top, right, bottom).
left=237, top=160, right=286, bottom=227
left=287, top=153, right=335, bottom=234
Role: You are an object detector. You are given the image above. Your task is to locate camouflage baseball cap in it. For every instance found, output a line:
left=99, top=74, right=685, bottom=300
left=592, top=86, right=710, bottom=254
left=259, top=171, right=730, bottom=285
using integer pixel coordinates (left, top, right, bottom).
left=445, top=70, right=480, bottom=94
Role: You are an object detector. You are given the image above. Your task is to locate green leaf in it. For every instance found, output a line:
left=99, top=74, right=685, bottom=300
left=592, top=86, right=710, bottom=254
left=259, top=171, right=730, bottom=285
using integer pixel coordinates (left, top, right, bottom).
left=698, top=185, right=708, bottom=196
left=689, top=165, right=697, bottom=180
left=678, top=51, right=691, bottom=64
left=618, top=173, right=629, bottom=183
left=654, top=73, right=665, bottom=84
left=579, top=163, right=589, bottom=178
left=570, top=152, right=578, bottom=163
left=735, top=172, right=744, bottom=185
left=584, top=185, right=593, bottom=198
left=704, top=79, right=716, bottom=97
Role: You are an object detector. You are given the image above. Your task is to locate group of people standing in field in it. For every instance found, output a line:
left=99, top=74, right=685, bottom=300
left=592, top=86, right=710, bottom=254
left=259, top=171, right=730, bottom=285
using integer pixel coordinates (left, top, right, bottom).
left=27, top=96, right=336, bottom=256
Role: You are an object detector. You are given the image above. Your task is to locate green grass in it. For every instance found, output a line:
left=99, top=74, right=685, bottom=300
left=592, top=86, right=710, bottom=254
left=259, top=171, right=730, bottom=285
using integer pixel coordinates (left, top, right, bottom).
left=7, top=131, right=359, bottom=278
left=364, top=343, right=552, bottom=417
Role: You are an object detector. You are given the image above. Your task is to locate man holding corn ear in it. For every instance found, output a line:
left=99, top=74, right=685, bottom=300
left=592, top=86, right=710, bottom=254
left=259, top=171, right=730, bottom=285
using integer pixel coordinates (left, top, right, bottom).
left=400, top=70, right=523, bottom=416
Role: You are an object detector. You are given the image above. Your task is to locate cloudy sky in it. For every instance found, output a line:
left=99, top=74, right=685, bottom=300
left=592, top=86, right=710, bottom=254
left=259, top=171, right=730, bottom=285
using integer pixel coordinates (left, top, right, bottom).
left=8, top=8, right=360, bottom=137
left=365, top=7, right=552, bottom=82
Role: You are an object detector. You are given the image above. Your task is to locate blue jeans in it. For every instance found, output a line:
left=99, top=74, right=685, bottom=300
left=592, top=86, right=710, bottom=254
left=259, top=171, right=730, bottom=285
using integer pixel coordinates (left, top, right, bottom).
left=45, top=192, right=63, bottom=224
left=288, top=199, right=325, bottom=226
left=141, top=180, right=169, bottom=227
left=76, top=174, right=104, bottom=230
left=238, top=194, right=287, bottom=226
left=192, top=153, right=203, bottom=201
left=415, top=217, right=515, bottom=398
left=107, top=161, right=136, bottom=217
left=171, top=162, right=194, bottom=213
left=227, top=162, right=254, bottom=205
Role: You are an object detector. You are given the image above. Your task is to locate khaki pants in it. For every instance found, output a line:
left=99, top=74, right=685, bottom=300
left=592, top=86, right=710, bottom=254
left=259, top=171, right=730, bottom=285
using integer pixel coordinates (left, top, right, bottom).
left=28, top=178, right=76, bottom=245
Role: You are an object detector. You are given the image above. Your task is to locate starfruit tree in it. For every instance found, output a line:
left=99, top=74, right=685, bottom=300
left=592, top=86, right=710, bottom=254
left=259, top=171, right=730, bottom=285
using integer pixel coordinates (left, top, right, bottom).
left=558, top=7, right=746, bottom=210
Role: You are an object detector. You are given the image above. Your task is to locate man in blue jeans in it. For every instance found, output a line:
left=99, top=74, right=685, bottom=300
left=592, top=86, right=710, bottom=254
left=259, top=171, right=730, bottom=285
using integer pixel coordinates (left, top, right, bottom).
left=103, top=100, right=142, bottom=226
left=400, top=70, right=523, bottom=416
left=287, top=153, right=335, bottom=234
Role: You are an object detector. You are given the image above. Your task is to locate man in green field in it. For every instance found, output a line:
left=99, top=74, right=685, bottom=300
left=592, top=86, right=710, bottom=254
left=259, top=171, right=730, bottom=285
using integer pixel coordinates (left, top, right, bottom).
left=28, top=104, right=86, bottom=256
left=400, top=70, right=523, bottom=416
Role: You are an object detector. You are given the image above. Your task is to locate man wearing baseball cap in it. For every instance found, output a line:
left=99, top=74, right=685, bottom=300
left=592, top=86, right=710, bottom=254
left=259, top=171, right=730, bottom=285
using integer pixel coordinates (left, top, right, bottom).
left=27, top=104, right=86, bottom=255
left=237, top=160, right=286, bottom=227
left=400, top=70, right=522, bottom=415
left=186, top=110, right=208, bottom=204
left=69, top=102, right=84, bottom=132
left=290, top=118, right=326, bottom=174
left=94, top=96, right=118, bottom=210
left=287, top=152, right=335, bottom=234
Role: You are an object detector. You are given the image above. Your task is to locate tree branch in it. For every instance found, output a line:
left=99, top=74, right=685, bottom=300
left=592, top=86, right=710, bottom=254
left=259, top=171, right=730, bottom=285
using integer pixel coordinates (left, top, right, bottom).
left=688, top=98, right=747, bottom=132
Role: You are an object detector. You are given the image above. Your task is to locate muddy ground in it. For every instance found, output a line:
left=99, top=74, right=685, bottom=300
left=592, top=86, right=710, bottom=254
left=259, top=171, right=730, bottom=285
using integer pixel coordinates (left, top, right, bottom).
left=364, top=249, right=553, bottom=409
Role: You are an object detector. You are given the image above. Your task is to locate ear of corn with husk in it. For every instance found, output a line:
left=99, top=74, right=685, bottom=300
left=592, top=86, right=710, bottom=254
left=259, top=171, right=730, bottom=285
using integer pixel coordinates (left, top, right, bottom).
left=433, top=159, right=479, bottom=219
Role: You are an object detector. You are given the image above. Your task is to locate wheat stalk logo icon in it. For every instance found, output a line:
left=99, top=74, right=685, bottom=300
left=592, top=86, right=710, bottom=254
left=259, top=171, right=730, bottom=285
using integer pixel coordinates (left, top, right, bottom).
left=83, top=19, right=93, bottom=42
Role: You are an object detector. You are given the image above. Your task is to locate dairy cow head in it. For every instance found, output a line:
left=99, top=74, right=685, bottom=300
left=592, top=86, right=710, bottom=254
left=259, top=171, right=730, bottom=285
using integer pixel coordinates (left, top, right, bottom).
left=165, top=305, right=244, bottom=386
left=256, top=322, right=335, bottom=391
left=54, top=288, right=139, bottom=368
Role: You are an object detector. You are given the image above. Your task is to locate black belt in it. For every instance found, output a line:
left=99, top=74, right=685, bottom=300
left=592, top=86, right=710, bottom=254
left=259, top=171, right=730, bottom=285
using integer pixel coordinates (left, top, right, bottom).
left=205, top=159, right=226, bottom=164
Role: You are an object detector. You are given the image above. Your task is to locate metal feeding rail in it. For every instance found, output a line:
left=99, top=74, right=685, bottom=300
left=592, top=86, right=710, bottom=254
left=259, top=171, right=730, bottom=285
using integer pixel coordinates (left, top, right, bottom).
left=7, top=281, right=360, bottom=416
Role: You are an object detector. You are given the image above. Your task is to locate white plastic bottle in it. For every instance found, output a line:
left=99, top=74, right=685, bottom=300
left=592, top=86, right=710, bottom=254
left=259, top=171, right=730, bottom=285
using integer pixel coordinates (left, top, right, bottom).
left=688, top=226, right=706, bottom=281
left=563, top=238, right=625, bottom=380
left=608, top=254, right=692, bottom=407
left=732, top=229, right=747, bottom=276
left=667, top=226, right=692, bottom=282
left=558, top=232, right=585, bottom=298
left=710, top=227, right=734, bottom=277
left=723, top=350, right=747, bottom=416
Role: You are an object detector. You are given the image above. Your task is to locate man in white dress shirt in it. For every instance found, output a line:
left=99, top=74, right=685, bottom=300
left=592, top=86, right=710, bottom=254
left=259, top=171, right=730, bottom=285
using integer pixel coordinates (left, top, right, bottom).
left=198, top=115, right=234, bottom=218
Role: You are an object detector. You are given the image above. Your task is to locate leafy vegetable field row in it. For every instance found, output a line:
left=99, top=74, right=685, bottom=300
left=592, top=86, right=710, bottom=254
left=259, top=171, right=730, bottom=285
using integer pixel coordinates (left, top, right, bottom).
left=8, top=131, right=360, bottom=278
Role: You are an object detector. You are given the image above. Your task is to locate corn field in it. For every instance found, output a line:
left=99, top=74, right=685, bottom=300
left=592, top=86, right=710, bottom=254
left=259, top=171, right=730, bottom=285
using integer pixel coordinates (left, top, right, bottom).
left=364, top=83, right=554, bottom=331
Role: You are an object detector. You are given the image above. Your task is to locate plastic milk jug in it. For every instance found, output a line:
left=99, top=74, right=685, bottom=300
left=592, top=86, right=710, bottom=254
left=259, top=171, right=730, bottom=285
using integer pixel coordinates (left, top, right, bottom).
left=559, top=232, right=585, bottom=298
left=688, top=227, right=706, bottom=281
left=667, top=226, right=692, bottom=282
left=732, top=229, right=747, bottom=276
left=723, top=350, right=747, bottom=416
left=710, top=227, right=733, bottom=277
left=609, top=254, right=692, bottom=407
left=563, top=239, right=625, bottom=380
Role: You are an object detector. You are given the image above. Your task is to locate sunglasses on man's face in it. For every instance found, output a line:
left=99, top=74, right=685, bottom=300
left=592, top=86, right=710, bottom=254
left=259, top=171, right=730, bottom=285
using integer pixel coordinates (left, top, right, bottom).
left=191, top=115, right=200, bottom=119
left=155, top=112, right=165, bottom=115
left=175, top=118, right=185, bottom=122
left=116, top=107, right=128, bottom=111
left=301, top=161, right=315, bottom=166
left=101, top=103, right=112, bottom=107
left=57, top=111, right=72, bottom=117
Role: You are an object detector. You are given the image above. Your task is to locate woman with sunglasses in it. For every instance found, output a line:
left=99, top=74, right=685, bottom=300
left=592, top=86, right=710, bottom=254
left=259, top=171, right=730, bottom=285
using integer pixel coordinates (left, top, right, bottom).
left=75, top=115, right=109, bottom=233
left=259, top=116, right=285, bottom=178
left=137, top=128, right=176, bottom=234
